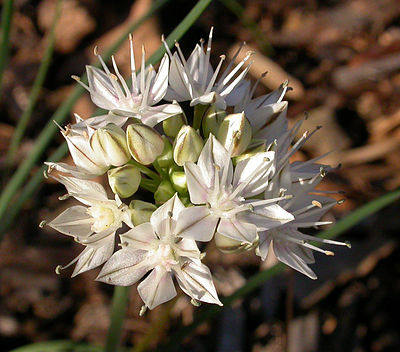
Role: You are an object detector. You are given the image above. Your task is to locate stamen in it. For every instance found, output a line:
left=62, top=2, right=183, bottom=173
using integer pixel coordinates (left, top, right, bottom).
left=249, top=195, right=293, bottom=208
left=140, top=45, right=146, bottom=94
left=139, top=305, right=147, bottom=316
left=220, top=51, right=253, bottom=88
left=129, top=33, right=137, bottom=91
left=205, top=55, right=225, bottom=93
left=217, top=41, right=246, bottom=86
left=201, top=27, right=214, bottom=91
left=58, top=194, right=70, bottom=201
left=141, top=66, right=154, bottom=108
left=39, top=220, right=47, bottom=228
left=220, top=60, right=253, bottom=96
left=111, top=55, right=131, bottom=98
left=191, top=298, right=201, bottom=307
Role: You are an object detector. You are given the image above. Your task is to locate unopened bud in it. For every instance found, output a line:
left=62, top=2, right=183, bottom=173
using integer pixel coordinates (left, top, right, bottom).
left=173, top=126, right=204, bottom=166
left=90, top=123, right=130, bottom=166
left=215, top=232, right=248, bottom=254
left=217, top=112, right=252, bottom=156
left=155, top=136, right=173, bottom=168
left=108, top=164, right=141, bottom=198
left=170, top=171, right=187, bottom=194
left=129, top=200, right=157, bottom=226
left=202, top=105, right=226, bottom=137
left=126, top=123, right=164, bottom=165
left=163, top=113, right=187, bottom=138
left=232, top=143, right=267, bottom=165
left=154, top=180, right=175, bottom=204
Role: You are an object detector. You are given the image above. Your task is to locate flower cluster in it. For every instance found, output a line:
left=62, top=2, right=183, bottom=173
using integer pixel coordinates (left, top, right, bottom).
left=44, top=28, right=350, bottom=312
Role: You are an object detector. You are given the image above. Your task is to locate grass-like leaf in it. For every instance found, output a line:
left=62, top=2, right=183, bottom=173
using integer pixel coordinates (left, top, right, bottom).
left=5, top=0, right=62, bottom=166
left=0, top=0, right=14, bottom=93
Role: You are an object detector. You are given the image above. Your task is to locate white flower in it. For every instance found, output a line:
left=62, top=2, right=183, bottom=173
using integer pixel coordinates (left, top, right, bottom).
left=257, top=161, right=349, bottom=279
left=50, top=113, right=128, bottom=178
left=47, top=173, right=132, bottom=277
left=175, top=135, right=294, bottom=244
left=97, top=194, right=222, bottom=310
left=163, top=27, right=253, bottom=110
left=74, top=36, right=182, bottom=127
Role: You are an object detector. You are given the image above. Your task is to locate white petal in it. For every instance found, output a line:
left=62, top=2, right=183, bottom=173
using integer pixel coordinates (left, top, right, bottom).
left=140, top=102, right=182, bottom=127
left=138, top=266, right=177, bottom=310
left=48, top=205, right=93, bottom=238
left=150, top=193, right=185, bottom=235
left=86, top=66, right=119, bottom=110
left=198, top=135, right=233, bottom=188
left=257, top=231, right=272, bottom=260
left=119, top=223, right=157, bottom=250
left=233, top=151, right=275, bottom=198
left=96, top=248, right=151, bottom=286
left=272, top=239, right=317, bottom=279
left=184, top=162, right=209, bottom=204
left=239, top=203, right=294, bottom=231
left=72, top=238, right=115, bottom=277
left=175, top=206, right=218, bottom=242
left=167, top=53, right=192, bottom=101
left=148, top=54, right=169, bottom=105
left=175, top=260, right=222, bottom=306
left=217, top=217, right=257, bottom=243
left=45, top=162, right=96, bottom=180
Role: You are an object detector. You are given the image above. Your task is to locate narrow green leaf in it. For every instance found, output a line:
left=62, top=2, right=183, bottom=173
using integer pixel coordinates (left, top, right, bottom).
left=9, top=340, right=103, bottom=352
left=6, top=0, right=62, bottom=165
left=0, top=0, right=14, bottom=93
left=158, top=188, right=400, bottom=350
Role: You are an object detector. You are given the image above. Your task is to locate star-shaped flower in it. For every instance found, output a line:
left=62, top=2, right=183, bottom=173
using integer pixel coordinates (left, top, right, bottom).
left=97, top=194, right=222, bottom=310
left=175, top=135, right=294, bottom=244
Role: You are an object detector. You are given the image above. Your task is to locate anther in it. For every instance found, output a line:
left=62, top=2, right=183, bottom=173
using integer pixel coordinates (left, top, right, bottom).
left=325, top=250, right=334, bottom=256
left=109, top=73, right=118, bottom=81
left=71, top=75, right=80, bottom=82
left=39, top=220, right=47, bottom=228
left=200, top=252, right=206, bottom=260
left=55, top=265, right=62, bottom=275
left=93, top=45, right=99, bottom=56
left=337, top=199, right=346, bottom=205
left=312, top=200, right=322, bottom=208
left=139, top=305, right=147, bottom=316
left=58, top=194, right=70, bottom=201
left=345, top=241, right=352, bottom=248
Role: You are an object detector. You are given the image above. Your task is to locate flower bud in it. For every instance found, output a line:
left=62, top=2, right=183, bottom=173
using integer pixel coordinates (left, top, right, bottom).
left=232, top=142, right=267, bottom=165
left=90, top=123, right=130, bottom=166
left=126, top=123, right=164, bottom=165
left=170, top=170, right=187, bottom=194
left=154, top=180, right=175, bottom=204
left=173, top=126, right=204, bottom=166
left=217, top=112, right=252, bottom=156
left=129, top=200, right=157, bottom=226
left=155, top=136, right=173, bottom=168
left=107, top=164, right=141, bottom=198
left=163, top=113, right=187, bottom=138
left=215, top=232, right=248, bottom=254
left=202, top=105, right=226, bottom=137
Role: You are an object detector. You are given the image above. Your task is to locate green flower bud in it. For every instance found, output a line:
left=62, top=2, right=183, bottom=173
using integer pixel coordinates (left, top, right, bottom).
left=215, top=232, right=249, bottom=254
left=170, top=171, right=187, bottom=194
left=173, top=126, right=204, bottom=166
left=232, top=143, right=267, bottom=165
left=90, top=123, right=130, bottom=166
left=155, top=136, right=173, bottom=168
left=202, top=105, right=226, bottom=137
left=217, top=112, right=252, bottom=156
left=129, top=200, right=157, bottom=226
left=126, top=123, right=164, bottom=165
left=163, top=113, right=187, bottom=138
left=154, top=180, right=175, bottom=204
left=107, top=164, right=141, bottom=198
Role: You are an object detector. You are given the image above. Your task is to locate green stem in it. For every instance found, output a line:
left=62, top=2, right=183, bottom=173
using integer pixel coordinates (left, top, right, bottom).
left=104, top=286, right=130, bottom=352
left=128, top=160, right=160, bottom=181
left=5, top=0, right=62, bottom=166
left=0, top=0, right=13, bottom=94
left=158, top=188, right=400, bottom=350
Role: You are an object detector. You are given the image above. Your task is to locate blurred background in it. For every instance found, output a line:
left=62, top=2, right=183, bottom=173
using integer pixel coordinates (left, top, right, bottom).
left=1, top=0, right=399, bottom=351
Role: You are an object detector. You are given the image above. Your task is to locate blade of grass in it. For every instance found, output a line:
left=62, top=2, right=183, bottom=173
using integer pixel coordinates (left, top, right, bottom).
left=5, top=0, right=62, bottom=166
left=0, top=0, right=213, bottom=236
left=218, top=0, right=273, bottom=55
left=105, top=286, right=130, bottom=352
left=10, top=340, right=104, bottom=352
left=158, top=188, right=400, bottom=350
left=0, top=0, right=14, bottom=94
left=0, top=0, right=169, bottom=234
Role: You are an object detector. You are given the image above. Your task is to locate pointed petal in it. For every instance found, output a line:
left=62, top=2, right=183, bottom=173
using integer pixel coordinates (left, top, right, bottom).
left=140, top=102, right=182, bottom=127
left=86, top=66, right=119, bottom=110
left=217, top=217, right=257, bottom=243
left=138, top=266, right=177, bottom=310
left=257, top=231, right=272, bottom=260
left=176, top=260, right=222, bottom=306
left=119, top=223, right=157, bottom=250
left=96, top=248, right=151, bottom=286
left=175, top=206, right=218, bottom=242
left=150, top=193, right=185, bottom=235
left=184, top=162, right=209, bottom=204
left=148, top=54, right=169, bottom=105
